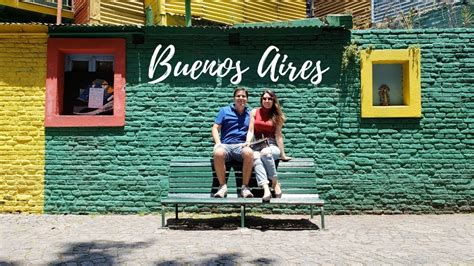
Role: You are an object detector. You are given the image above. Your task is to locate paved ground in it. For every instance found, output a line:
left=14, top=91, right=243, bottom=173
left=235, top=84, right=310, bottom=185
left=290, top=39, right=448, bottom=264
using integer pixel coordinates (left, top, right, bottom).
left=0, top=213, right=473, bottom=265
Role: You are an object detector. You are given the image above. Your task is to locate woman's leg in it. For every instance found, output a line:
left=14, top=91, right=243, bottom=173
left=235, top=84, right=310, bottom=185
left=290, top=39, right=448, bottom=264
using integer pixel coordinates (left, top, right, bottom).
left=253, top=151, right=269, bottom=186
left=253, top=152, right=271, bottom=200
left=260, top=145, right=282, bottom=196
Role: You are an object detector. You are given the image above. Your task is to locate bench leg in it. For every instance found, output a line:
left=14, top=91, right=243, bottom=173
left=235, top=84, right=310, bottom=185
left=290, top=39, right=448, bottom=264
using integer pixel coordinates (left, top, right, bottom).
left=310, top=205, right=314, bottom=219
left=161, top=205, right=166, bottom=227
left=240, top=205, right=246, bottom=228
left=320, top=206, right=325, bottom=230
left=175, top=204, right=179, bottom=220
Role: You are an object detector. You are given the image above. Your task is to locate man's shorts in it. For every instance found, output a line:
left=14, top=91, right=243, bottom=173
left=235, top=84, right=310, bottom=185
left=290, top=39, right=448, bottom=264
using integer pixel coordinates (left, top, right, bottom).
left=214, top=143, right=245, bottom=162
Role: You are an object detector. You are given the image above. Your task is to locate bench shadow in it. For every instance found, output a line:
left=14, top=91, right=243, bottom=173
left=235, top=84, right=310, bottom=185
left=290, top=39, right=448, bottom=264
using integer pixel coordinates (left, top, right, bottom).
left=166, top=215, right=319, bottom=231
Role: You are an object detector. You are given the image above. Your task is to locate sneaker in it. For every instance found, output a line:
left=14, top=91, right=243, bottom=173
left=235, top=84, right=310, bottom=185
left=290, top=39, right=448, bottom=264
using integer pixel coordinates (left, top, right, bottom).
left=241, top=185, right=254, bottom=198
left=214, top=184, right=228, bottom=198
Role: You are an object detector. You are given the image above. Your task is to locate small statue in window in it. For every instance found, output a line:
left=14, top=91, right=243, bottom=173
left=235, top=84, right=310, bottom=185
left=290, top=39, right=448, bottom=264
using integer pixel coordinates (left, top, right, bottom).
left=378, top=84, right=390, bottom=106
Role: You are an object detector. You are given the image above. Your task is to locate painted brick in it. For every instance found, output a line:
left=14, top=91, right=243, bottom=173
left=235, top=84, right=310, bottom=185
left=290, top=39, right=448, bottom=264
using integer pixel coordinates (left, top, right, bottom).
left=40, top=27, right=474, bottom=215
left=0, top=28, right=47, bottom=213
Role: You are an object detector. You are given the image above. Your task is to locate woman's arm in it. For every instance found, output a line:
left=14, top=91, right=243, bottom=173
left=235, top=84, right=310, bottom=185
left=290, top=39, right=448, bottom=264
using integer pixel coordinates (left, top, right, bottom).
left=275, top=124, right=291, bottom=161
left=245, top=109, right=257, bottom=145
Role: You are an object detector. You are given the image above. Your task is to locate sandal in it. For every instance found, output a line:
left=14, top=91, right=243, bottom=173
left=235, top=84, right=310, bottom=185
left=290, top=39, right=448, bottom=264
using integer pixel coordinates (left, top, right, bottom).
left=272, top=181, right=282, bottom=198
left=262, top=184, right=271, bottom=202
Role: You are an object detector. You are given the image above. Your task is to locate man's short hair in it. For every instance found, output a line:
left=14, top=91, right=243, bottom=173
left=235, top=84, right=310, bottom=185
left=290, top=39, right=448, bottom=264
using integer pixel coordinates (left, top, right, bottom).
left=233, top=87, right=248, bottom=98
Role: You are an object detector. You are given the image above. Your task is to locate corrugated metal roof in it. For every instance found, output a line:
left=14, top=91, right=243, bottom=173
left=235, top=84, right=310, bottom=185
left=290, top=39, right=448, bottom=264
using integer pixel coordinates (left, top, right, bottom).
left=1, top=16, right=348, bottom=36
left=0, top=22, right=51, bottom=25
left=74, top=0, right=89, bottom=24
left=314, top=0, right=371, bottom=29
left=48, top=23, right=144, bottom=33
left=233, top=18, right=325, bottom=28
left=160, top=0, right=306, bottom=26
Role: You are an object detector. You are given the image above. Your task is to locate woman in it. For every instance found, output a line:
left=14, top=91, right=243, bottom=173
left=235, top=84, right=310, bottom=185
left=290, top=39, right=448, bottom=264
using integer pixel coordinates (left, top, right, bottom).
left=245, top=90, right=291, bottom=201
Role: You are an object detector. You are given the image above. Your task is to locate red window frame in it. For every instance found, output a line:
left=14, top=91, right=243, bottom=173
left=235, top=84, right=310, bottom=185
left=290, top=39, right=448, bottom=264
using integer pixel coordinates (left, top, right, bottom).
left=45, top=38, right=126, bottom=127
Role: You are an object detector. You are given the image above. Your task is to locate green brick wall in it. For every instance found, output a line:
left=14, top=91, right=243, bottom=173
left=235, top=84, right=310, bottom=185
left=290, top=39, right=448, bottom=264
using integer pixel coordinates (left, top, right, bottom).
left=44, top=27, right=473, bottom=214
left=346, top=28, right=473, bottom=214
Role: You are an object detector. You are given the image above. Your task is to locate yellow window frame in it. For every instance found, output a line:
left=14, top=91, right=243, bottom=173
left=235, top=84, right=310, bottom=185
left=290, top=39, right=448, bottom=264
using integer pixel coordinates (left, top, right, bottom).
left=360, top=48, right=421, bottom=118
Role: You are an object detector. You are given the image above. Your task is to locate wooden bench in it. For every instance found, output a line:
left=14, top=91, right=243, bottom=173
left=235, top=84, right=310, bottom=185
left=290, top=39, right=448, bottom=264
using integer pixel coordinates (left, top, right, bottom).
left=161, top=157, right=325, bottom=229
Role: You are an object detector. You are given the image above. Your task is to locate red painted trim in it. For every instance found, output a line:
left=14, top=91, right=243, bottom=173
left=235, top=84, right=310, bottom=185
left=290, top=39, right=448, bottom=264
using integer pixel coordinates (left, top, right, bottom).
left=45, top=38, right=126, bottom=127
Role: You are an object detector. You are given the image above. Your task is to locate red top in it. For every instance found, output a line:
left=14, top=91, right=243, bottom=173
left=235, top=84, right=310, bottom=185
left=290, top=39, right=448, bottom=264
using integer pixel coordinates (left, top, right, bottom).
left=254, top=107, right=275, bottom=139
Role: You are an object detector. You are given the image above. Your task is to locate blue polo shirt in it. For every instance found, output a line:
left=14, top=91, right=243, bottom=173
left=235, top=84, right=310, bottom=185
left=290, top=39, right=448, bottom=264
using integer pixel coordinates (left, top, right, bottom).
left=215, top=104, right=250, bottom=144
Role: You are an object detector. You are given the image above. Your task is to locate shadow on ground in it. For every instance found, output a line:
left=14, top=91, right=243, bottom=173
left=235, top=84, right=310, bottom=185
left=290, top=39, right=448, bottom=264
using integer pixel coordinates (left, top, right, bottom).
left=166, top=215, right=319, bottom=231
left=0, top=261, right=21, bottom=266
left=48, top=240, right=153, bottom=265
left=156, top=252, right=276, bottom=265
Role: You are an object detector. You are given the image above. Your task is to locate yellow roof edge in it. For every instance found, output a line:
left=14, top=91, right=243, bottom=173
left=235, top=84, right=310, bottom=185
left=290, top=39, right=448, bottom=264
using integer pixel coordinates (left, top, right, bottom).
left=0, top=24, right=48, bottom=33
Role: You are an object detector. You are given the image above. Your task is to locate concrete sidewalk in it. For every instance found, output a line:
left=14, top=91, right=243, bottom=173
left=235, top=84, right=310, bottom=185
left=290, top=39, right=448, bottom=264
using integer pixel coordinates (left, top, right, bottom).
left=1, top=213, right=473, bottom=265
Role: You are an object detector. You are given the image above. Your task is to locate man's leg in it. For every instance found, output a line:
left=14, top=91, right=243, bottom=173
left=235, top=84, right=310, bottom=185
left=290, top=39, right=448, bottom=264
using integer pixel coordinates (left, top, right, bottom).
left=213, top=145, right=228, bottom=197
left=229, top=145, right=254, bottom=198
left=239, top=146, right=255, bottom=198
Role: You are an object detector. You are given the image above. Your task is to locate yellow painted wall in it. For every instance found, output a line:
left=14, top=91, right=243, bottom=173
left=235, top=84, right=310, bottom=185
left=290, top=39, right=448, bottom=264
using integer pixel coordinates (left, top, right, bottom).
left=0, top=25, right=47, bottom=213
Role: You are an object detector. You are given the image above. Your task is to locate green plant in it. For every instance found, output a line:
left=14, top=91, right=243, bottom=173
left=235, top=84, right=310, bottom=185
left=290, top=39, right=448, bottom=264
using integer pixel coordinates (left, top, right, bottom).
left=408, top=45, right=421, bottom=76
left=461, top=4, right=473, bottom=27
left=400, top=7, right=416, bottom=29
left=341, top=42, right=359, bottom=70
left=365, top=44, right=374, bottom=53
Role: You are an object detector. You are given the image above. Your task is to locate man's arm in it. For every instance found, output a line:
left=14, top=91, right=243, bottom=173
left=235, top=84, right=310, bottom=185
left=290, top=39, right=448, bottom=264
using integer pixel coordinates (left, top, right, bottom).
left=212, top=123, right=222, bottom=146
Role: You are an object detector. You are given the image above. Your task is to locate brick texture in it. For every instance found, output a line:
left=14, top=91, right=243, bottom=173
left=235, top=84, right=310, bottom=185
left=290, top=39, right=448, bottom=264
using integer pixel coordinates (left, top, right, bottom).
left=44, top=27, right=473, bottom=214
left=0, top=30, right=47, bottom=213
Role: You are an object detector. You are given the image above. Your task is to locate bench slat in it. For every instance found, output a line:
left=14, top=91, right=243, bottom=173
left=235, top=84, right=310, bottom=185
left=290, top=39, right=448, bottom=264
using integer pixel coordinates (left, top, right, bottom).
left=169, top=180, right=317, bottom=188
left=168, top=188, right=215, bottom=193
left=170, top=167, right=215, bottom=172
left=280, top=173, right=316, bottom=177
left=168, top=175, right=317, bottom=181
left=170, top=172, right=215, bottom=177
left=162, top=194, right=262, bottom=204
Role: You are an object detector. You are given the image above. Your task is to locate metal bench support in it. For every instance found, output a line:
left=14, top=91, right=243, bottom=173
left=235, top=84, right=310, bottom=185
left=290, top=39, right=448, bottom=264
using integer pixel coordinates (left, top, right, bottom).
left=241, top=205, right=246, bottom=228
left=161, top=205, right=166, bottom=227
left=321, top=206, right=325, bottom=230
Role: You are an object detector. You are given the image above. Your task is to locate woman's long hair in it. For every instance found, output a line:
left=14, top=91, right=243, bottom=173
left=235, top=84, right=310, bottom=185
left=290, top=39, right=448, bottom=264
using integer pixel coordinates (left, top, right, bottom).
left=260, top=89, right=286, bottom=128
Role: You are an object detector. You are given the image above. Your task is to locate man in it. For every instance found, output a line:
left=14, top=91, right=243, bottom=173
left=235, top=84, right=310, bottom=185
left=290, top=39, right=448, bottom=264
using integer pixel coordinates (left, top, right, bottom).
left=211, top=88, right=254, bottom=198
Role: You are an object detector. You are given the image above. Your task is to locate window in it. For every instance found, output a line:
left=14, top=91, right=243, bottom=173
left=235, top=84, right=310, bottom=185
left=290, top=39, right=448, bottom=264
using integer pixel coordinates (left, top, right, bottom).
left=64, top=54, right=114, bottom=116
left=360, top=48, right=421, bottom=118
left=21, top=0, right=73, bottom=11
left=45, top=38, right=126, bottom=127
